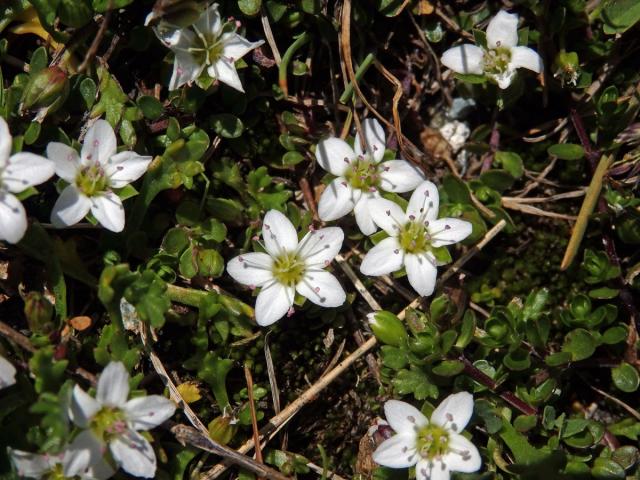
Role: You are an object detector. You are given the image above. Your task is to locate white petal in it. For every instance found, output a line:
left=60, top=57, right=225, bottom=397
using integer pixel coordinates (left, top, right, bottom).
left=194, top=2, right=222, bottom=37
left=0, top=355, right=17, bottom=389
left=64, top=430, right=105, bottom=477
left=47, top=142, right=81, bottom=183
left=254, top=282, right=294, bottom=326
left=51, top=185, right=91, bottom=228
left=297, top=226, right=344, bottom=268
left=441, top=45, right=484, bottom=75
left=354, top=118, right=386, bottom=162
left=489, top=69, right=517, bottom=89
left=405, top=253, right=438, bottom=297
left=372, top=435, right=418, bottom=468
left=69, top=385, right=101, bottom=428
left=97, top=361, right=130, bottom=407
left=0, top=116, right=12, bottom=164
left=3, top=153, right=54, bottom=192
left=360, top=237, right=404, bottom=276
left=444, top=433, right=482, bottom=473
left=262, top=210, right=299, bottom=257
left=209, top=59, right=244, bottom=92
left=317, top=178, right=355, bottom=221
left=227, top=252, right=274, bottom=288
left=487, top=10, right=519, bottom=49
left=429, top=218, right=472, bottom=247
left=91, top=191, right=125, bottom=233
left=368, top=198, right=406, bottom=237
left=105, top=151, right=152, bottom=188
left=9, top=450, right=51, bottom=478
left=81, top=120, right=117, bottom=166
left=221, top=32, right=264, bottom=61
left=407, top=180, right=440, bottom=222
left=0, top=192, right=27, bottom=244
left=110, top=429, right=157, bottom=478
left=416, top=458, right=450, bottom=480
left=296, top=270, right=345, bottom=308
left=510, top=46, right=543, bottom=73
left=84, top=457, right=116, bottom=480
left=353, top=195, right=379, bottom=235
left=123, top=395, right=176, bottom=430
left=378, top=160, right=425, bottom=193
left=169, top=50, right=203, bottom=90
left=431, top=391, right=475, bottom=433
left=384, top=399, right=429, bottom=434
left=315, top=137, right=355, bottom=177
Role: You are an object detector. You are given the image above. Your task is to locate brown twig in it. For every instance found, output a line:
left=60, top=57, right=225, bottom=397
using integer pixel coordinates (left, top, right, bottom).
left=78, top=9, right=112, bottom=73
left=244, top=365, right=264, bottom=469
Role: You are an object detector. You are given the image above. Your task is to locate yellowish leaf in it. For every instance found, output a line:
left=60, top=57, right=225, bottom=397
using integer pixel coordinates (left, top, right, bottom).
left=177, top=381, right=202, bottom=403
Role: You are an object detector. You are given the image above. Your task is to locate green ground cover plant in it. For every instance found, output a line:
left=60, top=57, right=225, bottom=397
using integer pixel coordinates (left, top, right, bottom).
left=0, top=0, right=639, bottom=479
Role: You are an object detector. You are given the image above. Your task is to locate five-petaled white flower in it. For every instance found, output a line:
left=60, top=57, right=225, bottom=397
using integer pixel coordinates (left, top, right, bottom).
left=227, top=210, right=346, bottom=327
left=9, top=447, right=114, bottom=480
left=441, top=10, right=543, bottom=89
left=0, top=117, right=54, bottom=244
left=0, top=354, right=17, bottom=389
left=315, top=118, right=425, bottom=235
left=47, top=120, right=152, bottom=233
left=68, top=361, right=176, bottom=478
left=373, top=394, right=481, bottom=480
left=151, top=3, right=264, bottom=92
left=360, top=181, right=472, bottom=297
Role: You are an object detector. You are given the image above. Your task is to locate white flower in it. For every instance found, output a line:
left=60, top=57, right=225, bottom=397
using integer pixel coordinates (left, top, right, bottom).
left=68, top=361, right=176, bottom=478
left=373, top=393, right=481, bottom=480
left=9, top=447, right=114, bottom=480
left=316, top=118, right=425, bottom=235
left=227, top=210, right=346, bottom=326
left=152, top=3, right=264, bottom=92
left=360, top=181, right=472, bottom=297
left=0, top=354, right=17, bottom=389
left=0, top=117, right=55, bottom=244
left=47, top=120, right=152, bottom=233
left=441, top=10, right=543, bottom=89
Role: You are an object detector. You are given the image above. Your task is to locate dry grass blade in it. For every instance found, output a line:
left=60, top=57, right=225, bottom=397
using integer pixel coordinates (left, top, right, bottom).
left=171, top=424, right=292, bottom=480
left=244, top=365, right=264, bottom=468
left=561, top=154, right=614, bottom=270
left=335, top=253, right=381, bottom=311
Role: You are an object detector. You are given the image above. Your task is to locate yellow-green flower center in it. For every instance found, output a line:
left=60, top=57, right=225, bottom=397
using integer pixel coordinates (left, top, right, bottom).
left=46, top=463, right=66, bottom=480
left=76, top=163, right=109, bottom=196
left=344, top=156, right=380, bottom=191
left=483, top=46, right=512, bottom=75
left=91, top=406, right=127, bottom=441
left=189, top=30, right=225, bottom=66
left=272, top=251, right=306, bottom=287
left=416, top=423, right=450, bottom=460
left=398, top=220, right=431, bottom=254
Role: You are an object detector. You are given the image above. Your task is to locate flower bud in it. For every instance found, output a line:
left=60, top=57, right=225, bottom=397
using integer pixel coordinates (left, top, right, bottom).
left=22, top=66, right=69, bottom=112
left=367, top=311, right=407, bottom=346
left=208, top=415, right=237, bottom=445
left=23, top=292, right=55, bottom=335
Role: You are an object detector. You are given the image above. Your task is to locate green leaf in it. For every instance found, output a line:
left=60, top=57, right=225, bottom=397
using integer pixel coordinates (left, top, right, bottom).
left=562, top=328, right=597, bottom=361
left=588, top=287, right=619, bottom=299
left=210, top=114, right=244, bottom=138
left=238, top=0, right=261, bottom=16
left=612, top=362, right=640, bottom=392
left=480, top=169, right=515, bottom=192
left=179, top=245, right=198, bottom=278
left=92, top=0, right=134, bottom=12
left=602, top=0, right=640, bottom=33
left=29, top=46, right=48, bottom=74
left=591, top=458, right=625, bottom=479
left=58, top=0, right=93, bottom=27
left=281, top=150, right=305, bottom=166
left=198, top=353, right=234, bottom=408
left=79, top=77, right=97, bottom=109
left=431, top=360, right=464, bottom=377
left=137, top=95, right=163, bottom=120
left=196, top=249, right=224, bottom=277
left=392, top=368, right=438, bottom=400
left=23, top=121, right=41, bottom=145
left=125, top=270, right=170, bottom=328
left=495, top=151, right=524, bottom=178
left=547, top=143, right=585, bottom=160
